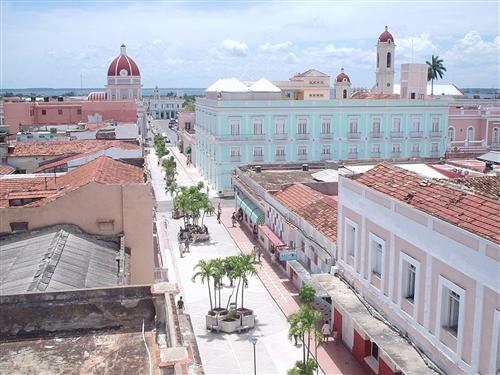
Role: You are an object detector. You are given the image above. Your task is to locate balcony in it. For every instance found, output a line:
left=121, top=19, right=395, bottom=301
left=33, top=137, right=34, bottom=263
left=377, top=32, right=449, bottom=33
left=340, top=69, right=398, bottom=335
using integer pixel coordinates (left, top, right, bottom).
left=274, top=133, right=288, bottom=140
left=230, top=155, right=242, bottom=162
left=320, top=132, right=333, bottom=139
left=215, top=133, right=266, bottom=141
left=371, top=151, right=382, bottom=158
left=347, top=132, right=361, bottom=140
left=410, top=131, right=424, bottom=138
left=411, top=151, right=421, bottom=157
left=370, top=131, right=384, bottom=139
left=320, top=153, right=331, bottom=160
left=297, top=154, right=308, bottom=161
left=253, top=154, right=264, bottom=162
left=391, top=151, right=401, bottom=158
left=295, top=133, right=310, bottom=140
left=348, top=152, right=358, bottom=159
left=429, top=131, right=442, bottom=138
left=275, top=154, right=286, bottom=161
left=390, top=131, right=404, bottom=139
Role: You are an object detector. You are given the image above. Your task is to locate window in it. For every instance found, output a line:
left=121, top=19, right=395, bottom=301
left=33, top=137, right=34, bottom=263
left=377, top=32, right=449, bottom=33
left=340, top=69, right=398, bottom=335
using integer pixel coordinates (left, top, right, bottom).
left=41, top=109, right=47, bottom=115
left=230, top=147, right=241, bottom=157
left=412, top=144, right=420, bottom=152
left=432, top=118, right=440, bottom=132
left=275, top=118, right=286, bottom=134
left=230, top=119, right=240, bottom=136
left=371, top=342, right=379, bottom=360
left=493, top=127, right=499, bottom=144
left=372, top=144, right=380, bottom=153
left=412, top=118, right=421, bottom=131
left=10, top=222, right=28, bottom=232
left=253, top=119, right=263, bottom=135
left=297, top=146, right=307, bottom=155
left=370, top=236, right=383, bottom=277
left=343, top=89, right=347, bottom=99
left=405, top=263, right=416, bottom=300
left=58, top=109, right=63, bottom=115
left=321, top=145, right=331, bottom=155
left=276, top=147, right=285, bottom=156
left=297, top=118, right=307, bottom=134
left=448, top=127, right=455, bottom=141
left=345, top=221, right=356, bottom=257
left=349, top=118, right=358, bottom=133
left=443, top=289, right=460, bottom=335
left=348, top=145, right=358, bottom=154
left=392, top=144, right=401, bottom=152
left=313, top=253, right=318, bottom=266
left=467, top=126, right=475, bottom=141
left=77, top=108, right=82, bottom=115
left=392, top=118, right=401, bottom=132
left=372, top=119, right=381, bottom=133
left=321, top=118, right=331, bottom=134
left=253, top=146, right=263, bottom=156
left=431, top=143, right=439, bottom=152
left=386, top=52, right=391, bottom=68
left=377, top=53, right=379, bottom=68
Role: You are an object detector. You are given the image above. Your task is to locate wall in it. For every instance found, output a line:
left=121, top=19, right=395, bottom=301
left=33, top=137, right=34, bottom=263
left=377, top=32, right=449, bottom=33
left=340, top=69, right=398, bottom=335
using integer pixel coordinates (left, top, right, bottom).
left=0, top=182, right=155, bottom=284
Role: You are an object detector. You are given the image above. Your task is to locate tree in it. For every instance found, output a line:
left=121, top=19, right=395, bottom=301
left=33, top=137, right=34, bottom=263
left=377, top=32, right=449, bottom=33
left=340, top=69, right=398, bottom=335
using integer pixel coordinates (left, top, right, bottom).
left=210, top=258, right=225, bottom=310
left=238, top=254, right=256, bottom=310
left=192, top=260, right=214, bottom=311
left=287, top=359, right=318, bottom=375
left=174, top=183, right=210, bottom=229
left=298, top=284, right=316, bottom=306
left=161, top=156, right=177, bottom=187
left=426, top=55, right=447, bottom=96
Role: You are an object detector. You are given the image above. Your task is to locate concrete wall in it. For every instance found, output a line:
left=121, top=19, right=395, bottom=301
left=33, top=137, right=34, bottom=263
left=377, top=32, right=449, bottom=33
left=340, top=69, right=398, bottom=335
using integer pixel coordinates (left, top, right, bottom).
left=0, top=182, right=155, bottom=284
left=0, top=285, right=155, bottom=338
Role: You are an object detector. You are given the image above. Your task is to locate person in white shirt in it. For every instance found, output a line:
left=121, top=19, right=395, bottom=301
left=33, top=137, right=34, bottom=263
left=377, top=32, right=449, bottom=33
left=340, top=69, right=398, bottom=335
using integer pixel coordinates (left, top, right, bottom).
left=321, top=321, right=331, bottom=343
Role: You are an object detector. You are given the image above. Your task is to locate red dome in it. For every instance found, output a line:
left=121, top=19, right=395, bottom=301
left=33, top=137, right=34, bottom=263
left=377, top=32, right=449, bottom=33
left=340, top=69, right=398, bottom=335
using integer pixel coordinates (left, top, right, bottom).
left=107, top=45, right=140, bottom=77
left=336, top=68, right=350, bottom=83
left=378, top=26, right=394, bottom=43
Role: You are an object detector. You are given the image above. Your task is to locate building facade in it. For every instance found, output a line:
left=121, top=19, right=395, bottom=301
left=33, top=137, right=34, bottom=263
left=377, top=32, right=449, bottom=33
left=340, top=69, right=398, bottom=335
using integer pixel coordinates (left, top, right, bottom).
left=373, top=26, right=396, bottom=94
left=178, top=111, right=196, bottom=164
left=145, top=86, right=184, bottom=120
left=195, top=96, right=448, bottom=193
left=335, top=163, right=499, bottom=374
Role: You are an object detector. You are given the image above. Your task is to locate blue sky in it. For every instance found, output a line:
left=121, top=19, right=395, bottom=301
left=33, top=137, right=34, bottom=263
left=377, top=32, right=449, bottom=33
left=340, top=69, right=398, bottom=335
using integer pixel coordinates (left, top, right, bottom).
left=2, top=0, right=499, bottom=88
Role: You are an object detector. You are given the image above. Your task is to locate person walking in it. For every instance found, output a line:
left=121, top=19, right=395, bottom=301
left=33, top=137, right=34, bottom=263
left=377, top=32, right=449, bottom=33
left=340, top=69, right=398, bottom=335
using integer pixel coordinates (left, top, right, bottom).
left=184, top=237, right=190, bottom=253
left=177, top=296, right=184, bottom=313
left=179, top=241, right=184, bottom=258
left=256, top=246, right=262, bottom=262
left=231, top=212, right=237, bottom=227
left=217, top=211, right=221, bottom=224
left=321, top=321, right=331, bottom=343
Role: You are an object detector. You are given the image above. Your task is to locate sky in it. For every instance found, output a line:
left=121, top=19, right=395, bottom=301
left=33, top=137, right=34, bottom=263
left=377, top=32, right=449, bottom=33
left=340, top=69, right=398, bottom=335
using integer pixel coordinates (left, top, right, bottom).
left=1, top=0, right=499, bottom=89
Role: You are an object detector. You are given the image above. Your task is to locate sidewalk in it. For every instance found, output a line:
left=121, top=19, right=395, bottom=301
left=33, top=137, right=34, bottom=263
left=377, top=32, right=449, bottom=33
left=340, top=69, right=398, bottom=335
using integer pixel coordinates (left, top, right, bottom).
left=220, top=207, right=365, bottom=375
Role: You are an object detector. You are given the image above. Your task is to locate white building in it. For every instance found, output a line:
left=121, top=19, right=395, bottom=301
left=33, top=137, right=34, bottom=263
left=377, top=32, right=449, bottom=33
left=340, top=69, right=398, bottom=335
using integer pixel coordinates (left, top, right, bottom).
left=145, top=86, right=184, bottom=120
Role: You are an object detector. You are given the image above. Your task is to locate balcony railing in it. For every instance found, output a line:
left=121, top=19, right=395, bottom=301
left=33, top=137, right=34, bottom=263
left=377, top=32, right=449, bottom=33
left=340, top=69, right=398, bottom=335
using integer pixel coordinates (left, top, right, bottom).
left=253, top=155, right=264, bottom=162
left=371, top=151, right=382, bottom=158
left=391, top=151, right=401, bottom=158
left=390, top=131, right=404, bottom=139
left=297, top=154, right=308, bottom=161
left=411, top=151, right=421, bottom=157
left=429, top=131, right=442, bottom=138
left=347, top=132, right=361, bottom=140
left=370, top=131, right=384, bottom=139
left=274, top=133, right=288, bottom=140
left=320, top=153, right=331, bottom=160
left=348, top=152, right=358, bottom=159
left=295, top=133, right=310, bottom=140
left=215, top=133, right=266, bottom=141
left=153, top=267, right=169, bottom=283
left=230, top=155, right=242, bottom=162
left=410, top=131, right=424, bottom=138
left=320, top=133, right=333, bottom=139
left=275, top=155, right=286, bottom=161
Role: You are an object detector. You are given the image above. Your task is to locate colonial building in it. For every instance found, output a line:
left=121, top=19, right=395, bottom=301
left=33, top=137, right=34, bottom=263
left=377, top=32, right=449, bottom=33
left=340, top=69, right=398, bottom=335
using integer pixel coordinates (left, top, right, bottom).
left=373, top=26, right=396, bottom=94
left=106, top=44, right=142, bottom=101
left=145, top=86, right=184, bottom=120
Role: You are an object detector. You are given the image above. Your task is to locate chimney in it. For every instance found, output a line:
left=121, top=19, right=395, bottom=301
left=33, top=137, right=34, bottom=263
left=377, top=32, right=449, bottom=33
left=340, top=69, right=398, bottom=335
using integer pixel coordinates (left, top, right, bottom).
left=302, top=164, right=309, bottom=171
left=255, top=165, right=262, bottom=173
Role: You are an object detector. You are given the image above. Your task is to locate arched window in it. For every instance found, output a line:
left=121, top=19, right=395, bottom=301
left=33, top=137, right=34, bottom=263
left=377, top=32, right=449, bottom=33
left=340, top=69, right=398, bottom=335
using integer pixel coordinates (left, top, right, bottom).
left=343, top=89, right=347, bottom=99
left=467, top=126, right=475, bottom=141
left=448, top=127, right=455, bottom=141
left=493, top=127, right=499, bottom=145
left=386, top=52, right=391, bottom=68
left=377, top=53, right=379, bottom=68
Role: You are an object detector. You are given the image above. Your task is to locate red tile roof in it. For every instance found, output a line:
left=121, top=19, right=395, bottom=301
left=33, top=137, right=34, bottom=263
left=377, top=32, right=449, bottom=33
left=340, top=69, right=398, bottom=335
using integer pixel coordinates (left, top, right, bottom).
left=9, top=140, right=139, bottom=157
left=0, top=156, right=144, bottom=208
left=0, top=164, right=15, bottom=175
left=273, top=183, right=338, bottom=242
left=353, top=163, right=500, bottom=244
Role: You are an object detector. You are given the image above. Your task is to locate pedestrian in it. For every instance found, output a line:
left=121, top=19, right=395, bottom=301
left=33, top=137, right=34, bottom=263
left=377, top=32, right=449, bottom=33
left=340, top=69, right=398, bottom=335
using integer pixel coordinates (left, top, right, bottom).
left=252, top=246, right=258, bottom=263
left=217, top=211, right=221, bottom=224
left=184, top=237, right=190, bottom=253
left=231, top=212, right=237, bottom=227
left=179, top=241, right=184, bottom=258
left=293, top=333, right=299, bottom=346
left=206, top=185, right=209, bottom=195
left=217, top=202, right=221, bottom=213
left=177, top=296, right=184, bottom=312
left=256, top=246, right=262, bottom=262
left=321, top=321, right=331, bottom=343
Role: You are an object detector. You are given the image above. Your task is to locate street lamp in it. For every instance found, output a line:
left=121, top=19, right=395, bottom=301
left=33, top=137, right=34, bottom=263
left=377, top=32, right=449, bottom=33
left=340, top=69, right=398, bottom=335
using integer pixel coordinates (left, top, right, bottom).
left=250, top=336, right=258, bottom=375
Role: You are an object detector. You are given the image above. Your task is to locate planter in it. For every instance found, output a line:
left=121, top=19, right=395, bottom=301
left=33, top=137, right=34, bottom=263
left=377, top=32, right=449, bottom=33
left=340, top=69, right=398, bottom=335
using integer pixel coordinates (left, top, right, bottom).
left=206, top=313, right=256, bottom=333
left=221, top=319, right=240, bottom=333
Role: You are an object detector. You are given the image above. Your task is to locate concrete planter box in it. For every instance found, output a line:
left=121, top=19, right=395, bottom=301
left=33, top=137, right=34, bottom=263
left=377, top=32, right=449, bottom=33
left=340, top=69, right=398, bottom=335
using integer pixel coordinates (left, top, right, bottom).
left=206, top=313, right=255, bottom=333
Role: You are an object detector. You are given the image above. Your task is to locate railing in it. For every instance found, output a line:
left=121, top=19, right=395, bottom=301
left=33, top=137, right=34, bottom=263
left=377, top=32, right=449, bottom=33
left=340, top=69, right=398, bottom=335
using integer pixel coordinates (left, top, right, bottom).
left=295, top=133, right=310, bottom=140
left=214, top=133, right=266, bottom=141
left=275, top=155, right=286, bottom=161
left=348, top=152, right=358, bottom=159
left=320, top=153, right=331, bottom=160
left=391, top=151, right=401, bottom=158
left=297, top=154, right=308, bottom=161
left=253, top=155, right=264, bottom=162
left=410, top=131, right=424, bottom=138
left=347, top=132, right=361, bottom=140
left=370, top=131, right=384, bottom=139
left=230, top=155, right=241, bottom=162
left=274, top=133, right=288, bottom=140
left=320, top=133, right=333, bottom=139
left=153, top=267, right=169, bottom=283
left=371, top=151, right=381, bottom=158
left=390, top=131, right=404, bottom=139
left=429, top=131, right=442, bottom=138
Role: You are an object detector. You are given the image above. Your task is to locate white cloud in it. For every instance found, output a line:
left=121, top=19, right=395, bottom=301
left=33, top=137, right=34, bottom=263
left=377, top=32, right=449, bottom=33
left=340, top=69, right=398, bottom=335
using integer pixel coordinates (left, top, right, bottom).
left=220, top=39, right=248, bottom=57
left=259, top=41, right=292, bottom=52
left=445, top=31, right=499, bottom=62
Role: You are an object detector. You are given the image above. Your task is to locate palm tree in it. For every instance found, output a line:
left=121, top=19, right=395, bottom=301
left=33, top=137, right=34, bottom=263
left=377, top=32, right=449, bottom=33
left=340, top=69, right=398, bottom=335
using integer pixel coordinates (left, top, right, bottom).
left=426, top=55, right=447, bottom=96
left=238, top=254, right=257, bottom=310
left=192, top=260, right=214, bottom=311
left=211, top=258, right=225, bottom=310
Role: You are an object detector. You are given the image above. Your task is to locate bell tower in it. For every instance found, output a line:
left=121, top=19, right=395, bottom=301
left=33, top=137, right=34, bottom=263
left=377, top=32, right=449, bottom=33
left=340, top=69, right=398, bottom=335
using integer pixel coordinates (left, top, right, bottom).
left=374, top=26, right=395, bottom=94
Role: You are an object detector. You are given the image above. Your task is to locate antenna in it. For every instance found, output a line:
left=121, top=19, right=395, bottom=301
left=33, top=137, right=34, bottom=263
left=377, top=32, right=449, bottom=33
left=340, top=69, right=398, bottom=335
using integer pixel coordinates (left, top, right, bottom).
left=80, top=72, right=83, bottom=89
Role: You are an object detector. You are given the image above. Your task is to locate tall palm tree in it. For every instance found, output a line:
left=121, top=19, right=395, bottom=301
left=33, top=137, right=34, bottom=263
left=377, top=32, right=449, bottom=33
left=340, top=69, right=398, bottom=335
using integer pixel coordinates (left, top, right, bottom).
left=426, top=55, right=447, bottom=96
left=238, top=253, right=257, bottom=310
left=192, top=260, right=214, bottom=311
left=211, top=258, right=225, bottom=309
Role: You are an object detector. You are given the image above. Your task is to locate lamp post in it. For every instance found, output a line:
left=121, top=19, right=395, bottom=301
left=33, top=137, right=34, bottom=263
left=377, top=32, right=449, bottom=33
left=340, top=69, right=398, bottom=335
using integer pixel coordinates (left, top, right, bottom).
left=250, top=336, right=258, bottom=375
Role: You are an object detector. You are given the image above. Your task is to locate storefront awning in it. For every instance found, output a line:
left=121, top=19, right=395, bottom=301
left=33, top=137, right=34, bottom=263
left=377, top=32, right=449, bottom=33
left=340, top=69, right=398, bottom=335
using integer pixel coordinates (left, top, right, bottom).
left=259, top=225, right=286, bottom=247
left=236, top=195, right=265, bottom=224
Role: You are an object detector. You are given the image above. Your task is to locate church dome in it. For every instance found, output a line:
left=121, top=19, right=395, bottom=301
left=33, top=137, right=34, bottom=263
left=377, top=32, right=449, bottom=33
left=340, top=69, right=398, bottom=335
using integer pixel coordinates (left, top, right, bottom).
left=378, top=26, right=394, bottom=43
left=336, top=68, right=350, bottom=83
left=107, top=44, right=140, bottom=77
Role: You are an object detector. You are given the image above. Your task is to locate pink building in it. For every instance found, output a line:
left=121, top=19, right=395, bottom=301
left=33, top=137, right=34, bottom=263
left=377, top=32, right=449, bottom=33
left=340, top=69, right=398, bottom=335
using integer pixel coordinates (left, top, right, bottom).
left=330, top=163, right=499, bottom=374
left=3, top=100, right=138, bottom=134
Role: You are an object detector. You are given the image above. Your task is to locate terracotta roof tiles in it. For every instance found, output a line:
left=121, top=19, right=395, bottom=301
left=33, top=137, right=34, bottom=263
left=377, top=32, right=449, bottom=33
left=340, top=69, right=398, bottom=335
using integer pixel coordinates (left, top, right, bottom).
left=0, top=164, right=15, bottom=175
left=9, top=140, right=139, bottom=157
left=353, top=163, right=500, bottom=244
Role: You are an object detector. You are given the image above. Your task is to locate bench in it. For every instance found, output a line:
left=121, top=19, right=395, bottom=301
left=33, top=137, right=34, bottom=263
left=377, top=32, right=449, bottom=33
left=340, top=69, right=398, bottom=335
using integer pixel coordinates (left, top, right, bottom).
left=208, top=325, right=221, bottom=333
left=237, top=325, right=250, bottom=333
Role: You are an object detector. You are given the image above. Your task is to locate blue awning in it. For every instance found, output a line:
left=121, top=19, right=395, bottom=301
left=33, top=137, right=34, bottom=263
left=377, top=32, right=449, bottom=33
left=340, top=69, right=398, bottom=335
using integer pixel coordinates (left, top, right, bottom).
left=236, top=195, right=265, bottom=224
